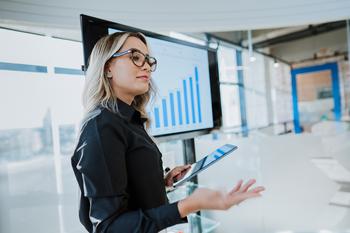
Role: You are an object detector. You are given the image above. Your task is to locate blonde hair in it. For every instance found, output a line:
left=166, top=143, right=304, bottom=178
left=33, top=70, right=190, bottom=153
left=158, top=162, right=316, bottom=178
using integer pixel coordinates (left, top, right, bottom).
left=81, top=32, right=156, bottom=129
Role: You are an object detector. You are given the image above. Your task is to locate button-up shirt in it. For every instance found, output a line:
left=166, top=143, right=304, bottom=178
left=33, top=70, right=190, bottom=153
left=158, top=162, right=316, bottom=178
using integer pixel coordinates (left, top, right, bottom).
left=71, top=99, right=187, bottom=233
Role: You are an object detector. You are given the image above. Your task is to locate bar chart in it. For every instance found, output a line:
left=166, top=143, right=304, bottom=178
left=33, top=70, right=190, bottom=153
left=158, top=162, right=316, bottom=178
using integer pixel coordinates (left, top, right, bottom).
left=151, top=66, right=203, bottom=131
left=126, top=34, right=214, bottom=136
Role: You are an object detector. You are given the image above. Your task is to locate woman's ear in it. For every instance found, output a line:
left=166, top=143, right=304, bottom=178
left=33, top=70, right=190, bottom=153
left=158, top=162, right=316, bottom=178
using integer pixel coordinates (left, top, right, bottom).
left=106, top=71, right=113, bottom=79
left=104, top=63, right=113, bottom=79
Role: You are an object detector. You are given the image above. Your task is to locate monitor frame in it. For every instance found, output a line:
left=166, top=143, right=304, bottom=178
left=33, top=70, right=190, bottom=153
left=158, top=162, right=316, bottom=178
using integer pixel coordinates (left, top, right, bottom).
left=80, top=14, right=222, bottom=138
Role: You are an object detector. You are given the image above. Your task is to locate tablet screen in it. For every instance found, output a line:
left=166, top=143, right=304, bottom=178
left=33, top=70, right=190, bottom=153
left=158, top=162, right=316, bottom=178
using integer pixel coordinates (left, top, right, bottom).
left=173, top=144, right=238, bottom=187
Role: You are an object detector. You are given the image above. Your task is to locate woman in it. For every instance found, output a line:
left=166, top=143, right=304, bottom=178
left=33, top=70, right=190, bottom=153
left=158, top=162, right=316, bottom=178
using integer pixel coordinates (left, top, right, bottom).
left=71, top=31, right=265, bottom=233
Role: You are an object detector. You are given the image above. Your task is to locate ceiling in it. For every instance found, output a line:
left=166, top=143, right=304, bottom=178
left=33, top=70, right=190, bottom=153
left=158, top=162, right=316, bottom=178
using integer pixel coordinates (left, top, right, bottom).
left=0, top=0, right=349, bottom=64
left=0, top=0, right=350, bottom=37
left=207, top=21, right=347, bottom=48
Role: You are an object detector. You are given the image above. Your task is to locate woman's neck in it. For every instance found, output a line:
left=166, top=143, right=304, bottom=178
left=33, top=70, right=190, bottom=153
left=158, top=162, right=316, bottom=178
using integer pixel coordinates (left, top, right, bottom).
left=117, top=95, right=134, bottom=106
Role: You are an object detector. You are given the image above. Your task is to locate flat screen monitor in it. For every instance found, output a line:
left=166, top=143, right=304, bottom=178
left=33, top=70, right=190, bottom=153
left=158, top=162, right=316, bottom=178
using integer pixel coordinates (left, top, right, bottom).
left=80, top=15, right=221, bottom=137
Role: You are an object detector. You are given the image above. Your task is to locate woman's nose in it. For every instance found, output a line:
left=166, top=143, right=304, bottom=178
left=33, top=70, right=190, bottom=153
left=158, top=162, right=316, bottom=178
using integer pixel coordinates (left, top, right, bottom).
left=141, top=62, right=151, bottom=72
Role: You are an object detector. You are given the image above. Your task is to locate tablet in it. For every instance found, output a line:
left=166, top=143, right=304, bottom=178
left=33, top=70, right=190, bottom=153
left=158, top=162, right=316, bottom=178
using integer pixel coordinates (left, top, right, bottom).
left=173, top=144, right=238, bottom=188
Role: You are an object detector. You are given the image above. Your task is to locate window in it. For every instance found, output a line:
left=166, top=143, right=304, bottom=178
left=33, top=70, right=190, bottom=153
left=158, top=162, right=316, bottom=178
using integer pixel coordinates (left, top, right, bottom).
left=0, top=28, right=85, bottom=233
left=242, top=51, right=269, bottom=129
left=217, top=45, right=241, bottom=128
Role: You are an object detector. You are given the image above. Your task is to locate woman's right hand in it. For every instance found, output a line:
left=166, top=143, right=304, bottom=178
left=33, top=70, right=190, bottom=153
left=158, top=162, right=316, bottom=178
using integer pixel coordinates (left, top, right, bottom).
left=177, top=179, right=265, bottom=218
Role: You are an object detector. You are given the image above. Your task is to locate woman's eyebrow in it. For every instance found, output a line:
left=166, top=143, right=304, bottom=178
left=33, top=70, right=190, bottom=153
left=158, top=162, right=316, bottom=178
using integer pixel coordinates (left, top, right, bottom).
left=130, top=48, right=150, bottom=56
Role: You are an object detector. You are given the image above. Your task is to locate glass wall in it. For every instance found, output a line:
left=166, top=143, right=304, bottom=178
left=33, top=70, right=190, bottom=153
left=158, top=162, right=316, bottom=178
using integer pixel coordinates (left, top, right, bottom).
left=242, top=51, right=269, bottom=129
left=217, top=45, right=241, bottom=129
left=0, top=28, right=85, bottom=233
left=216, top=43, right=293, bottom=133
left=268, top=58, right=293, bottom=124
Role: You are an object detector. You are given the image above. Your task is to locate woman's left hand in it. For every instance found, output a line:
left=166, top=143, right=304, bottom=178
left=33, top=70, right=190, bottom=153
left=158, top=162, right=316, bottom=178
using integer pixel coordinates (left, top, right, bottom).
left=164, top=164, right=191, bottom=187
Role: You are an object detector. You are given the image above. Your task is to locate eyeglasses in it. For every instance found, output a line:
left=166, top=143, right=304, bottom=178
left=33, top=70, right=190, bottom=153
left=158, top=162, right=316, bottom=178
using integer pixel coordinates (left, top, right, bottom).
left=111, top=48, right=157, bottom=72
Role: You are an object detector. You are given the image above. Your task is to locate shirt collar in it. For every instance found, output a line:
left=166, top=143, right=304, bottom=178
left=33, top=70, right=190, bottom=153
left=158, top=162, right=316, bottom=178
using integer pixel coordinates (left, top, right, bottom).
left=117, top=98, right=135, bottom=121
left=117, top=98, right=147, bottom=124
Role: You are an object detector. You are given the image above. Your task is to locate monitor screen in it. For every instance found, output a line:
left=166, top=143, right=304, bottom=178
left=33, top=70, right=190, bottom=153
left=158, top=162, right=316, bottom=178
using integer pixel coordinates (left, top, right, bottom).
left=81, top=15, right=221, bottom=137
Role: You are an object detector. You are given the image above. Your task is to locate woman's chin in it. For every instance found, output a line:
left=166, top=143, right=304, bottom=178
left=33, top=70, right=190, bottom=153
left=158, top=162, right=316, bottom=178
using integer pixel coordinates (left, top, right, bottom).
left=134, top=86, right=149, bottom=96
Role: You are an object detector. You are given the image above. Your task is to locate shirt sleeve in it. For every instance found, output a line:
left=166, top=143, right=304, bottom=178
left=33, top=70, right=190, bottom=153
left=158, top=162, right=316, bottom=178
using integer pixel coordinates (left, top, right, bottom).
left=75, top=116, right=187, bottom=233
left=89, top=197, right=186, bottom=233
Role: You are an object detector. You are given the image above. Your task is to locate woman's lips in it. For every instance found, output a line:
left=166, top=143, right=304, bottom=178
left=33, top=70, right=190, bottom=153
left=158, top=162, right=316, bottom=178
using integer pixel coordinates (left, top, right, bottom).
left=136, top=75, right=150, bottom=81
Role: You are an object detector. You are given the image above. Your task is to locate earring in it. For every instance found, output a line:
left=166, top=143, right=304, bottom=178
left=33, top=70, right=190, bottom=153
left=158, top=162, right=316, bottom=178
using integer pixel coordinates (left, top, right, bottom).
left=106, top=72, right=113, bottom=79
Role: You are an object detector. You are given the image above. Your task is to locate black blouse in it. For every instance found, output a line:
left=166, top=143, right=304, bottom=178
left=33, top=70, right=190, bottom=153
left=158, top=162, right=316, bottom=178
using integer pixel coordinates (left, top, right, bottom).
left=71, top=99, right=187, bottom=233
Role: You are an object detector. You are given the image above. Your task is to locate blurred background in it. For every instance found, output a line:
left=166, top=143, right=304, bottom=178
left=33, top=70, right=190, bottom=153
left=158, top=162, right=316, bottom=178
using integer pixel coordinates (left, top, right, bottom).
left=0, top=1, right=350, bottom=232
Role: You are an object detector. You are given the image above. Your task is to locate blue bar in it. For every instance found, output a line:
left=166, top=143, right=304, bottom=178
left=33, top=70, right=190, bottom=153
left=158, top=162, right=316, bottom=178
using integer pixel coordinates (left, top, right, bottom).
left=216, top=149, right=225, bottom=155
left=154, top=107, right=160, bottom=128
left=177, top=91, right=183, bottom=125
left=162, top=99, right=168, bottom=127
left=291, top=72, right=301, bottom=133
left=331, top=64, right=341, bottom=121
left=189, top=77, right=196, bottom=123
left=0, top=62, right=47, bottom=73
left=54, top=67, right=84, bottom=76
left=183, top=80, right=190, bottom=124
left=170, top=93, right=176, bottom=126
left=195, top=67, right=202, bottom=123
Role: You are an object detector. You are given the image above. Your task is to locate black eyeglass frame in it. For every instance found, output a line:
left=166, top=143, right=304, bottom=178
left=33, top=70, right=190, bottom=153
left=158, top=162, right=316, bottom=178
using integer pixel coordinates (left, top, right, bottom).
left=110, top=48, right=157, bottom=72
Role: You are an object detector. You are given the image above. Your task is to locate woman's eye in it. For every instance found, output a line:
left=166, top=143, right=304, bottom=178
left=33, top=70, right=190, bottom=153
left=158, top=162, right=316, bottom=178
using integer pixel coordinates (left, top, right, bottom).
left=132, top=54, right=142, bottom=61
